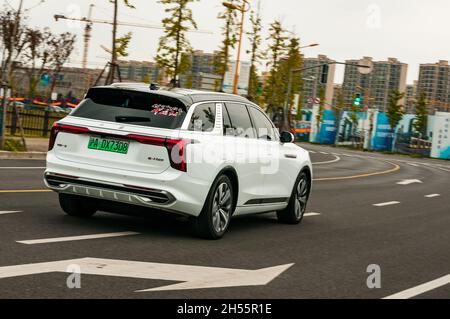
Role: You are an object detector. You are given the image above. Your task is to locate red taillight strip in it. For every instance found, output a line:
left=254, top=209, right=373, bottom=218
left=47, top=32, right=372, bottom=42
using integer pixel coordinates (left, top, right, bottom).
left=48, top=123, right=191, bottom=172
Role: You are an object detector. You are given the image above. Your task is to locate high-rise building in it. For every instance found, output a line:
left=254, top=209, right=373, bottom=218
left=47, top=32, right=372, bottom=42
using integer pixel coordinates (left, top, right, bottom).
left=405, top=81, right=418, bottom=113
left=417, top=60, right=450, bottom=112
left=179, top=50, right=222, bottom=90
left=118, top=60, right=161, bottom=84
left=342, top=57, right=408, bottom=112
left=301, top=55, right=336, bottom=108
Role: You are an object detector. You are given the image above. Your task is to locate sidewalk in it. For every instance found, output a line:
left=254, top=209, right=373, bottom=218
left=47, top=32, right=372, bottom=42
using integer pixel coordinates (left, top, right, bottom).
left=0, top=137, right=48, bottom=159
left=11, top=137, right=49, bottom=152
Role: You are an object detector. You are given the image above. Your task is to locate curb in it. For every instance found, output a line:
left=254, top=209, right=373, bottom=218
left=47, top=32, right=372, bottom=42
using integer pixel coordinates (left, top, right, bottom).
left=0, top=151, right=47, bottom=160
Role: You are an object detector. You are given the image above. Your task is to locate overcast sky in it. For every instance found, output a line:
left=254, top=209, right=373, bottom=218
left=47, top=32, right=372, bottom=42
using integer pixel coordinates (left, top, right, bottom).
left=7, top=0, right=450, bottom=84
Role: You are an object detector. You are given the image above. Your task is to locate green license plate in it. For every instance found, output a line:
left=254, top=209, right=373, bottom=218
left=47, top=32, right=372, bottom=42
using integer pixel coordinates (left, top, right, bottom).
left=88, top=136, right=130, bottom=154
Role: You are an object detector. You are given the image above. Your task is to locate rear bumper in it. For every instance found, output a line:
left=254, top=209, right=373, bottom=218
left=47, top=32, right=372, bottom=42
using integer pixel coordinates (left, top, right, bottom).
left=45, top=152, right=210, bottom=217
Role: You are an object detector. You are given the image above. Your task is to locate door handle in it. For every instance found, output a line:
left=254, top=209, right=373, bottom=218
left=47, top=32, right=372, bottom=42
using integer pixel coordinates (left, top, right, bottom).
left=285, top=154, right=297, bottom=159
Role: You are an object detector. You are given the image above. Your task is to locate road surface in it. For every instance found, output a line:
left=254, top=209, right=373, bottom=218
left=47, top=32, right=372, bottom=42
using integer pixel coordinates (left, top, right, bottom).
left=0, top=144, right=449, bottom=299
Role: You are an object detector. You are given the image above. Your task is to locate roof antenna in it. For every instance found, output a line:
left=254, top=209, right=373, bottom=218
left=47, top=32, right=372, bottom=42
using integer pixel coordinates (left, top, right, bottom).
left=150, top=83, right=160, bottom=90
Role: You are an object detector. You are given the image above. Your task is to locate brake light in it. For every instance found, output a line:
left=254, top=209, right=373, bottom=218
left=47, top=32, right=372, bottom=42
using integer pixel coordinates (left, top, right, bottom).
left=126, top=134, right=166, bottom=147
left=48, top=123, right=90, bottom=151
left=48, top=123, right=191, bottom=172
left=165, top=139, right=192, bottom=172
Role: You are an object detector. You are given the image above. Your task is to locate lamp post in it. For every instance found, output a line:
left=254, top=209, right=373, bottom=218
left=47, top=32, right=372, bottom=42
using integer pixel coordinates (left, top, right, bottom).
left=223, top=0, right=250, bottom=95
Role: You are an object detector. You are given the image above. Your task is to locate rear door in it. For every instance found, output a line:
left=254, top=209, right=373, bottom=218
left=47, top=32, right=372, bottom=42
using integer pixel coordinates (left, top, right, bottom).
left=53, top=88, right=187, bottom=174
left=224, top=103, right=264, bottom=205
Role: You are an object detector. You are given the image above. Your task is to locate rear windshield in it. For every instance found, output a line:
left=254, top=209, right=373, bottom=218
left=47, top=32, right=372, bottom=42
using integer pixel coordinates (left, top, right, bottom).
left=71, top=88, right=188, bottom=129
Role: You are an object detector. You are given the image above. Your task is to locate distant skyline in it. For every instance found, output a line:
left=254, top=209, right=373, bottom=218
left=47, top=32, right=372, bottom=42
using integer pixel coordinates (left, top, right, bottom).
left=7, top=0, right=450, bottom=84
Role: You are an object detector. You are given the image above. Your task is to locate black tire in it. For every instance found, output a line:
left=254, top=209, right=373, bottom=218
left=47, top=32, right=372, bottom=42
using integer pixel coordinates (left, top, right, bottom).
left=59, top=194, right=98, bottom=218
left=192, top=175, right=234, bottom=239
left=277, top=171, right=311, bottom=224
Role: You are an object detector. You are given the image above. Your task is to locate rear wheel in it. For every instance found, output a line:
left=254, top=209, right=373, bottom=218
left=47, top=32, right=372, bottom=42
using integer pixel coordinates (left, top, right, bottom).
left=277, top=171, right=310, bottom=224
left=193, top=175, right=234, bottom=239
left=59, top=194, right=98, bottom=218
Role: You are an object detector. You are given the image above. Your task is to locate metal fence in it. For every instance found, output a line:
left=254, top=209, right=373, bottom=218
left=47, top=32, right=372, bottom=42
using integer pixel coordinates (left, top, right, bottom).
left=5, top=106, right=66, bottom=137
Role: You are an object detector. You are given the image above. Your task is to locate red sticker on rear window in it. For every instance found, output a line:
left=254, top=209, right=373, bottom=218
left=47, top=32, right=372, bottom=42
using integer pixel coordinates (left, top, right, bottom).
left=151, top=104, right=183, bottom=117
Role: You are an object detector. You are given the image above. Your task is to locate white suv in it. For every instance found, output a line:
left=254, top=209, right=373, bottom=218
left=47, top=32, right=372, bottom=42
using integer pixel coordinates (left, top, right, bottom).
left=45, top=83, right=312, bottom=239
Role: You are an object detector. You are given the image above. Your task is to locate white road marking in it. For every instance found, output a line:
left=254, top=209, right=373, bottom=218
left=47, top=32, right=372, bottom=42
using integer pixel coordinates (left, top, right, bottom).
left=304, top=212, right=321, bottom=217
left=319, top=152, right=329, bottom=155
left=0, top=257, right=294, bottom=292
left=397, top=179, right=423, bottom=185
left=384, top=274, right=450, bottom=299
left=308, top=150, right=317, bottom=154
left=312, top=155, right=341, bottom=165
left=408, top=163, right=420, bottom=167
left=425, top=194, right=440, bottom=198
left=0, top=167, right=46, bottom=170
left=16, top=231, right=140, bottom=245
left=0, top=211, right=21, bottom=215
left=373, top=201, right=400, bottom=207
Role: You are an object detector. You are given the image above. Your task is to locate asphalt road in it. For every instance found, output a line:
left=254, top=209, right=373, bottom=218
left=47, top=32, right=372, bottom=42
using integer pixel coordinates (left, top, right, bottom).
left=0, top=144, right=449, bottom=299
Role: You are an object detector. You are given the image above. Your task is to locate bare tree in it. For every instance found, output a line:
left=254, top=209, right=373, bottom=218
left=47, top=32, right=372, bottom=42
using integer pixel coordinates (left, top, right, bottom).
left=48, top=32, right=76, bottom=96
left=21, top=27, right=53, bottom=97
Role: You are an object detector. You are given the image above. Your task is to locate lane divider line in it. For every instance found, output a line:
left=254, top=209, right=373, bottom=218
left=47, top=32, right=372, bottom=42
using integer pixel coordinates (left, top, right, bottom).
left=314, top=160, right=401, bottom=182
left=0, top=167, right=46, bottom=170
left=383, top=274, right=450, bottom=299
left=0, top=189, right=52, bottom=194
left=312, top=155, right=341, bottom=165
left=304, top=212, right=321, bottom=217
left=373, top=201, right=400, bottom=207
left=0, top=211, right=22, bottom=215
left=16, top=231, right=140, bottom=245
left=425, top=194, right=440, bottom=198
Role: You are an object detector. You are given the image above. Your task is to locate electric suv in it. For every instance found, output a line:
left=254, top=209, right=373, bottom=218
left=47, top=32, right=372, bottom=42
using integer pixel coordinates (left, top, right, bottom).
left=44, top=83, right=312, bottom=239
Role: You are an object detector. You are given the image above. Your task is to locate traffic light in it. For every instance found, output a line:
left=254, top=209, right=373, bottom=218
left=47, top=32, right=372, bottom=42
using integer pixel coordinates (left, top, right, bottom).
left=320, top=64, right=329, bottom=84
left=353, top=93, right=362, bottom=107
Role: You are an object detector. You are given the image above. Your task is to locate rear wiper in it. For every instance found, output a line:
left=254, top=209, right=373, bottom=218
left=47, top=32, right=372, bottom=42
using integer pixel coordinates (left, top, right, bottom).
left=115, top=116, right=151, bottom=123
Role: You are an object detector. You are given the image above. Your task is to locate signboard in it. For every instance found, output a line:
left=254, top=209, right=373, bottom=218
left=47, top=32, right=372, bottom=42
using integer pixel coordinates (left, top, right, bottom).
left=317, top=110, right=337, bottom=144
left=431, top=112, right=450, bottom=159
left=222, top=61, right=250, bottom=96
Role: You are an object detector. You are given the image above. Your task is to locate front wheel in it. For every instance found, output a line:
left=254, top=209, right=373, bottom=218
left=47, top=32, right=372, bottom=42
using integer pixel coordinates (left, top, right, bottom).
left=277, top=171, right=311, bottom=224
left=192, top=175, right=234, bottom=239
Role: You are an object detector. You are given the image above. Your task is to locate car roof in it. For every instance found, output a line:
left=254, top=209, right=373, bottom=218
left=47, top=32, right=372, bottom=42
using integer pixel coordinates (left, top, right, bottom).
left=94, top=82, right=259, bottom=108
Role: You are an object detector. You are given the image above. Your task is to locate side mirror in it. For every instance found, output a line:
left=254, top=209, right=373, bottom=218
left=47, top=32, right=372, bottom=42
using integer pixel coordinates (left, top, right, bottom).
left=280, top=131, right=295, bottom=144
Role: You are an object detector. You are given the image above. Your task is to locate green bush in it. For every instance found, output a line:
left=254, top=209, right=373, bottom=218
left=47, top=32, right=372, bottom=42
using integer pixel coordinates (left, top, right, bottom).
left=3, top=139, right=26, bottom=152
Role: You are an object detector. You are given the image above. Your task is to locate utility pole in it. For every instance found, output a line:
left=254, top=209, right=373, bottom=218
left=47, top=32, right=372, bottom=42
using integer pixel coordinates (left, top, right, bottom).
left=1, top=0, right=24, bottom=149
left=106, top=0, right=119, bottom=85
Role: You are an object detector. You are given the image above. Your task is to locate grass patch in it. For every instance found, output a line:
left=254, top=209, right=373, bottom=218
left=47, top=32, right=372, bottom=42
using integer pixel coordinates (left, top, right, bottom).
left=3, top=139, right=26, bottom=152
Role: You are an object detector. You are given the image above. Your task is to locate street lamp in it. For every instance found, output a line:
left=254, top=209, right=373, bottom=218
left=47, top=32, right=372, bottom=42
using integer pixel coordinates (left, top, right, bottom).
left=222, top=0, right=250, bottom=95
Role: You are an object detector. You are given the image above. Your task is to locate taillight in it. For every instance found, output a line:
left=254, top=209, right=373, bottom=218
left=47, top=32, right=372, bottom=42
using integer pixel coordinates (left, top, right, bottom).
left=48, top=123, right=90, bottom=151
left=165, top=139, right=192, bottom=172
left=126, top=134, right=166, bottom=147
left=48, top=123, right=191, bottom=172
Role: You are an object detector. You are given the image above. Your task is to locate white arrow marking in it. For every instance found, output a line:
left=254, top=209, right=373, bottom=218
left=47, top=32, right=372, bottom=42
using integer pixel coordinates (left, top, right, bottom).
left=397, top=179, right=423, bottom=185
left=384, top=274, right=450, bottom=299
left=0, top=258, right=293, bottom=292
left=0, top=211, right=21, bottom=215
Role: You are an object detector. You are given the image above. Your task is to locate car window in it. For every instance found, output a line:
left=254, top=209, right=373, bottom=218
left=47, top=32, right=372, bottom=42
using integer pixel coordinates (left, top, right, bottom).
left=248, top=106, right=278, bottom=141
left=225, top=103, right=256, bottom=139
left=189, top=103, right=216, bottom=132
left=222, top=104, right=234, bottom=136
left=71, top=88, right=187, bottom=129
